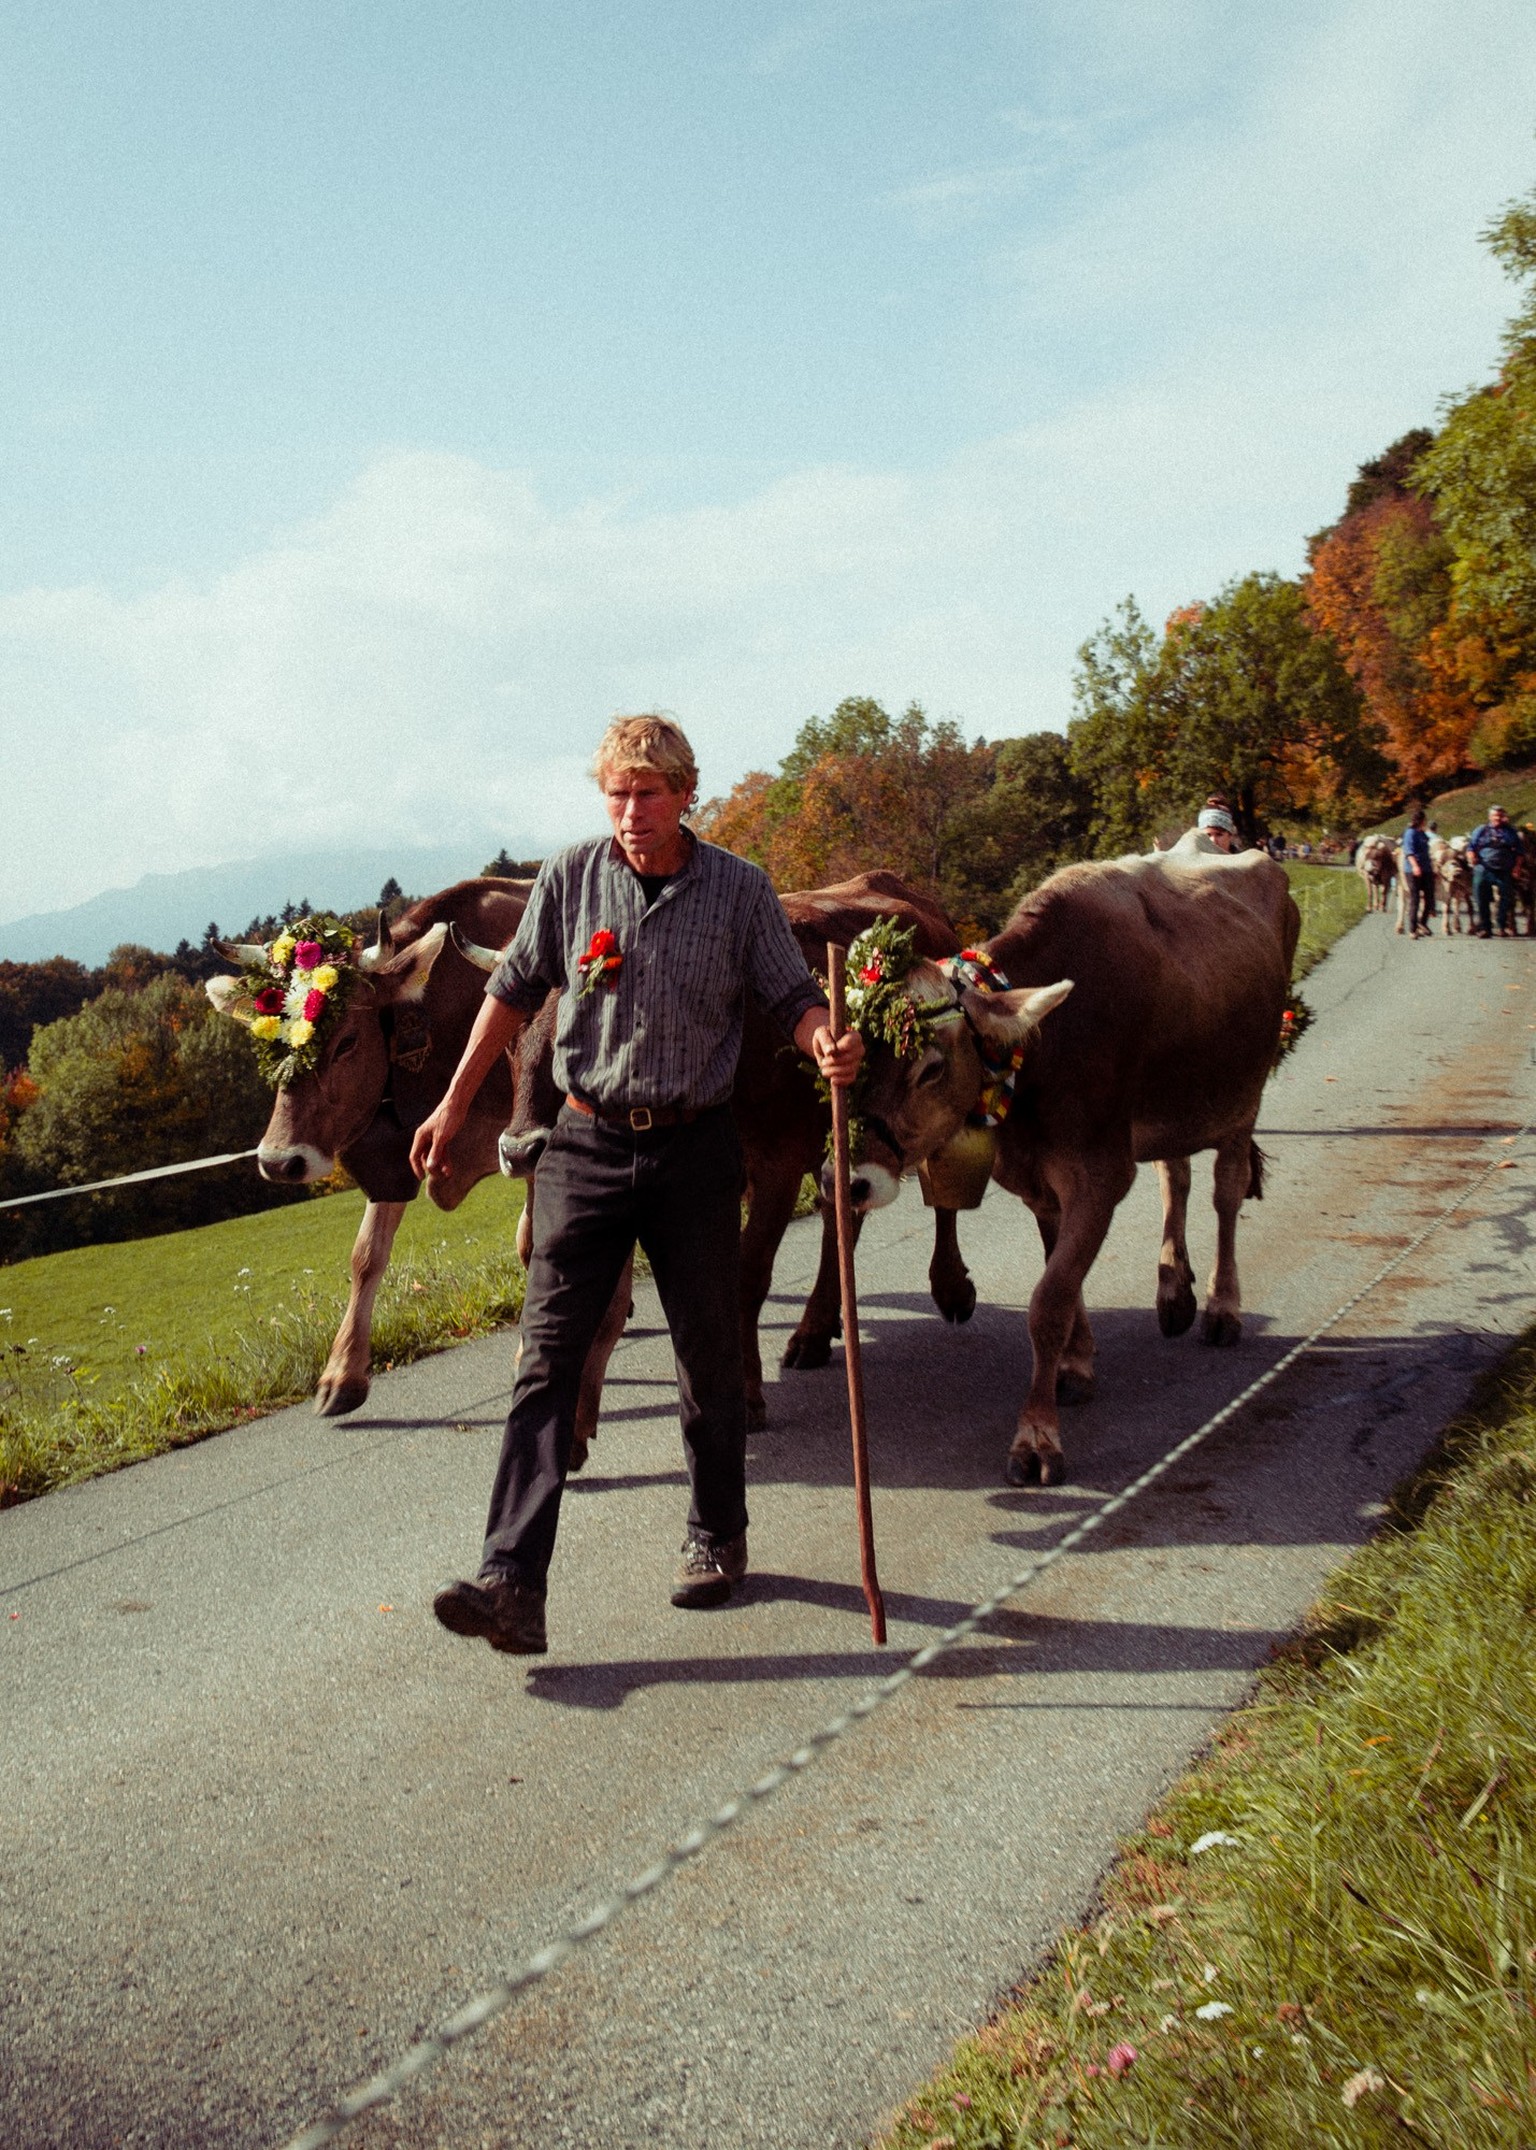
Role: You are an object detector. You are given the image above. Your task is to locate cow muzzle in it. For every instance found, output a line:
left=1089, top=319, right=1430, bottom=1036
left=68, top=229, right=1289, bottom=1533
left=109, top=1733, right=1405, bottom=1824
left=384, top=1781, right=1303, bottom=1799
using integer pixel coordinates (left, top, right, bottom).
left=257, top=1143, right=334, bottom=1185
left=820, top=1156, right=901, bottom=1214
left=498, top=1127, right=550, bottom=1178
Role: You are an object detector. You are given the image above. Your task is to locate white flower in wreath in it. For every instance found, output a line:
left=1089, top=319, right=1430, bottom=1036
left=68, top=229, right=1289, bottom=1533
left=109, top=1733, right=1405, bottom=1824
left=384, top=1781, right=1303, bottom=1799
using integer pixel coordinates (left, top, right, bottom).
left=284, top=984, right=310, bottom=1019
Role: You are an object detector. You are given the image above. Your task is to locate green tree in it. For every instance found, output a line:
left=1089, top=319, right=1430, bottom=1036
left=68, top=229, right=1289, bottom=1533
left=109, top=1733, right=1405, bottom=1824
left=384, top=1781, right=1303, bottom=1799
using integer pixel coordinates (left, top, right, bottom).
left=945, top=731, right=1094, bottom=927
left=1149, top=574, right=1387, bottom=838
left=1415, top=186, right=1536, bottom=760
left=1066, top=599, right=1169, bottom=853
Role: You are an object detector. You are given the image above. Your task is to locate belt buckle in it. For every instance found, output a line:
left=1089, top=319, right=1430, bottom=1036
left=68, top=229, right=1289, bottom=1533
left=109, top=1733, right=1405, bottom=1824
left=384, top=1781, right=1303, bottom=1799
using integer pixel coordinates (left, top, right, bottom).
left=628, top=1106, right=654, bottom=1132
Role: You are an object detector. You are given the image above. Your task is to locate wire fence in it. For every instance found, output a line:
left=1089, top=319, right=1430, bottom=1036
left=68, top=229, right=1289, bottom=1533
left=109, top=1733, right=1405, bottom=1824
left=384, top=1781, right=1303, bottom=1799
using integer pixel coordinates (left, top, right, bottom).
left=276, top=1117, right=1532, bottom=2149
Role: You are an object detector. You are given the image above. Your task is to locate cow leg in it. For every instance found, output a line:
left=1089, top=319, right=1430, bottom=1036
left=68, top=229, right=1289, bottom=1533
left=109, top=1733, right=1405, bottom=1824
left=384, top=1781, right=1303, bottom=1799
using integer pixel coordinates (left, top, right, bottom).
left=1010, top=1178, right=1123, bottom=1487
left=736, top=1155, right=808, bottom=1424
left=928, top=1206, right=976, bottom=1324
left=783, top=1198, right=851, bottom=1373
left=1201, top=1133, right=1254, bottom=1347
left=315, top=1200, right=408, bottom=1417
left=1030, top=1199, right=1095, bottom=1403
left=1155, top=1157, right=1198, bottom=1337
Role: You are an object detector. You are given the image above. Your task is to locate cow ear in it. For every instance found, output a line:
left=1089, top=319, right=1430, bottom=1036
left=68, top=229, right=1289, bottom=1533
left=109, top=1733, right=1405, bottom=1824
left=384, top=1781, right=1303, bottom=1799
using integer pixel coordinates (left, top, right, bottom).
left=959, top=977, right=1073, bottom=1046
left=205, top=975, right=255, bottom=1024
left=368, top=919, right=449, bottom=1005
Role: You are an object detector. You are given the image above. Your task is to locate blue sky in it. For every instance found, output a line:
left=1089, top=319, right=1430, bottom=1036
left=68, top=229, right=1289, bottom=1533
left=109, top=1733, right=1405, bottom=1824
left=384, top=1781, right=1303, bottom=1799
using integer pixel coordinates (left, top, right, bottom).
left=3, top=0, right=1535, bottom=920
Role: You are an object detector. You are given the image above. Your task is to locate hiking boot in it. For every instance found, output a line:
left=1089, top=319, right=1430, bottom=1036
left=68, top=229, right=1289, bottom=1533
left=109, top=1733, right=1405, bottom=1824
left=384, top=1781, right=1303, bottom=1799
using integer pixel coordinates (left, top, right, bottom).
left=670, top=1529, right=748, bottom=1609
left=433, top=1570, right=547, bottom=1654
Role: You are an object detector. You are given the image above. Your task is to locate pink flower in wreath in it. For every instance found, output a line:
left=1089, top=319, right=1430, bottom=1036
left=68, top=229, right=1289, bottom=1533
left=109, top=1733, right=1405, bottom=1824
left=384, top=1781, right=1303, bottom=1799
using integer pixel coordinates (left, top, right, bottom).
left=302, top=987, right=326, bottom=1022
left=293, top=940, right=323, bottom=970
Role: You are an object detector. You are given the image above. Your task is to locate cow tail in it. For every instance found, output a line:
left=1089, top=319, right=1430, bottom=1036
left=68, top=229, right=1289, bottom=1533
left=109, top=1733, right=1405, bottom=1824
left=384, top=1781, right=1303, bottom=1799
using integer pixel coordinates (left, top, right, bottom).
left=1247, top=1140, right=1267, bottom=1202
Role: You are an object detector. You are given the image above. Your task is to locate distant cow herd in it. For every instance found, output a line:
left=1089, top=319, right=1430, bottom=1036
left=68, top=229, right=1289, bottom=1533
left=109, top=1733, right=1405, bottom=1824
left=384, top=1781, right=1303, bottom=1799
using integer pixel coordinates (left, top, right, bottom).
left=206, top=849, right=1299, bottom=1487
left=1355, top=828, right=1535, bottom=936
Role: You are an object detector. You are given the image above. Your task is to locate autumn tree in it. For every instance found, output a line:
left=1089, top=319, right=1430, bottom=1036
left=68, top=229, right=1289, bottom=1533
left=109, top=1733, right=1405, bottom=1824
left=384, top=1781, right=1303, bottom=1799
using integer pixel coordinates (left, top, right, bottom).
left=1305, top=432, right=1478, bottom=786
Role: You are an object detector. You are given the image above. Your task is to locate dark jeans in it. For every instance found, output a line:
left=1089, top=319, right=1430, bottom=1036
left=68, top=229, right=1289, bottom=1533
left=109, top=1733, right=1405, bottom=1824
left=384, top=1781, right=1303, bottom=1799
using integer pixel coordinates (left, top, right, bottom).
left=1406, top=867, right=1435, bottom=934
left=482, top=1103, right=748, bottom=1589
left=1476, top=867, right=1515, bottom=935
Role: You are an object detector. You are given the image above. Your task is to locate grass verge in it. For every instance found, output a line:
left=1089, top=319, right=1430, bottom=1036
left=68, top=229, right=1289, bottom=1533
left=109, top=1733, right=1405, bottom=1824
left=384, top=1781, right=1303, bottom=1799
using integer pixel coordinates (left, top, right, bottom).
left=1285, top=861, right=1368, bottom=984
left=0, top=1176, right=527, bottom=1505
left=877, top=1338, right=1536, bottom=2149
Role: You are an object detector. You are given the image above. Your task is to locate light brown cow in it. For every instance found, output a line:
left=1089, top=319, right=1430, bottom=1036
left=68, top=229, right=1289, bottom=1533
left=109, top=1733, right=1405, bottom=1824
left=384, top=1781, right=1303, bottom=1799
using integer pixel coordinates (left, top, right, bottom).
left=1434, top=835, right=1474, bottom=936
left=1356, top=833, right=1396, bottom=913
left=831, top=850, right=1298, bottom=1487
left=206, top=880, right=571, bottom=1418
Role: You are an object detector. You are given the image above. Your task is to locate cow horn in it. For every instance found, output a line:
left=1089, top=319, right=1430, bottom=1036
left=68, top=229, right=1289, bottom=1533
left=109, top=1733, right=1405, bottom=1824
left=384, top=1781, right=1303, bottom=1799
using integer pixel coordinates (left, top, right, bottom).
left=450, top=922, right=503, bottom=972
left=357, top=911, right=389, bottom=972
left=215, top=939, right=270, bottom=967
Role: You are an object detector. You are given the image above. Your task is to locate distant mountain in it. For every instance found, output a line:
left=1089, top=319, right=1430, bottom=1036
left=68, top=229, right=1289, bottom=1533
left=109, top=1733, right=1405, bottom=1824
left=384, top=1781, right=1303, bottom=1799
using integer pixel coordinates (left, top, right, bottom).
left=0, top=842, right=541, bottom=965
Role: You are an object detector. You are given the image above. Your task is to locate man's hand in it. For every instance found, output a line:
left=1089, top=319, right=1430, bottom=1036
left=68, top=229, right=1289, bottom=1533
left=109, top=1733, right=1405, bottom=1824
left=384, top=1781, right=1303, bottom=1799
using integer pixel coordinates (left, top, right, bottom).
left=410, top=993, right=525, bottom=1181
left=796, top=1009, right=864, bottom=1089
left=410, top=1094, right=469, bottom=1182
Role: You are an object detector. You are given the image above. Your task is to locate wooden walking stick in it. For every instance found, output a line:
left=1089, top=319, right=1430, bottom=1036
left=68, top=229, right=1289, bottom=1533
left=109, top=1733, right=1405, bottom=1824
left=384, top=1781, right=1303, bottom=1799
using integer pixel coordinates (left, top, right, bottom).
left=827, top=942, right=887, bottom=1646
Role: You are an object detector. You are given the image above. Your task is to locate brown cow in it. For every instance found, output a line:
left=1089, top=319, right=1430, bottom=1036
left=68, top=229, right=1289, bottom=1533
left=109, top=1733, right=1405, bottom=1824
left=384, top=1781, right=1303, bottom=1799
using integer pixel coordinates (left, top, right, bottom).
left=203, top=880, right=635, bottom=1425
left=830, top=850, right=1298, bottom=1487
left=484, top=870, right=977, bottom=1434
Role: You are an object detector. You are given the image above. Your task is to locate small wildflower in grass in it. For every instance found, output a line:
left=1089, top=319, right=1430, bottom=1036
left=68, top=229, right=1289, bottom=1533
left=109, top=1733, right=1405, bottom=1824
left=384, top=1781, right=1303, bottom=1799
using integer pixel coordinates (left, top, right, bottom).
left=1105, top=2042, right=1137, bottom=2077
left=1341, top=2067, right=1384, bottom=2108
left=1189, top=1830, right=1241, bottom=1854
left=1194, top=2001, right=1233, bottom=2021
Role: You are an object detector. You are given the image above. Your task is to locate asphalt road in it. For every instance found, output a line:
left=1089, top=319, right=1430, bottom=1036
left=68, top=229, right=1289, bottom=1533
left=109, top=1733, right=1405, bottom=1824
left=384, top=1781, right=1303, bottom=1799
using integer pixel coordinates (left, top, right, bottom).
left=4, top=909, right=1536, bottom=2150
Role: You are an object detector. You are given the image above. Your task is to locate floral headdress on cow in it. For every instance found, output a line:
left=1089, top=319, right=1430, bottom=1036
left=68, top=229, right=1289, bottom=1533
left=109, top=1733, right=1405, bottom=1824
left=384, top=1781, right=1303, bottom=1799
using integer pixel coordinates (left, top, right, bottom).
left=231, top=915, right=361, bottom=1087
left=841, top=918, right=944, bottom=1060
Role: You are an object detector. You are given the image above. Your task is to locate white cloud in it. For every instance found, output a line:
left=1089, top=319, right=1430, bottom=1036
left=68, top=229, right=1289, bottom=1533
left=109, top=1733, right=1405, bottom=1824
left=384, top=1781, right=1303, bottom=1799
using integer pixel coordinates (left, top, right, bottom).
left=6, top=0, right=1535, bottom=922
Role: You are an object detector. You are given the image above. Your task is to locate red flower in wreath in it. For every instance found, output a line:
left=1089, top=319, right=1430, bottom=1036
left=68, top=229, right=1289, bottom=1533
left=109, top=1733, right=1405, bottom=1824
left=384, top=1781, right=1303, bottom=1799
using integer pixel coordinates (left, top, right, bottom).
left=253, top=986, right=285, bottom=1016
left=859, top=957, right=884, bottom=985
left=576, top=927, right=623, bottom=999
left=302, top=987, right=326, bottom=1022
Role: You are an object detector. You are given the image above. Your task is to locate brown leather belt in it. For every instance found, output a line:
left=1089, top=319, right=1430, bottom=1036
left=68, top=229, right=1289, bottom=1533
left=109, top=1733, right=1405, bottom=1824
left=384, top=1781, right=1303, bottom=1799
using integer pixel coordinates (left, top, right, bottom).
left=565, top=1094, right=701, bottom=1132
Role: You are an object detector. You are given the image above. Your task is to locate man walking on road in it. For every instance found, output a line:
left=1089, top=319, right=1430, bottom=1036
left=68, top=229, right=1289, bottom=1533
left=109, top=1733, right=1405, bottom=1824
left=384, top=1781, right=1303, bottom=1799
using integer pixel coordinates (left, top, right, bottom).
left=1467, top=804, right=1521, bottom=937
left=1403, top=808, right=1434, bottom=938
left=410, top=715, right=863, bottom=1656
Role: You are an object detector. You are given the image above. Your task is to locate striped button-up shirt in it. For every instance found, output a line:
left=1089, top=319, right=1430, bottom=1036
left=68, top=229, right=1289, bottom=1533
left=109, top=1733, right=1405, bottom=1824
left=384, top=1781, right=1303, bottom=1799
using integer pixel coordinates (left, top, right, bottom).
left=487, top=835, right=827, bottom=1111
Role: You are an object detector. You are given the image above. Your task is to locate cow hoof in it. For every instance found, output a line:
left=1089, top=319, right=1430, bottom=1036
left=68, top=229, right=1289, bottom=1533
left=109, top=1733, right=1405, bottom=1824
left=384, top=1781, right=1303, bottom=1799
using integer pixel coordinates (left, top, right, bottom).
left=1056, top=1368, right=1095, bottom=1406
left=782, top=1330, right=833, bottom=1371
left=568, top=1437, right=590, bottom=1475
left=1005, top=1448, right=1041, bottom=1487
left=314, top=1377, right=369, bottom=1418
left=1201, top=1310, right=1243, bottom=1348
left=1038, top=1449, right=1066, bottom=1486
left=746, top=1393, right=768, bottom=1431
left=1157, top=1285, right=1197, bottom=1338
left=936, top=1279, right=977, bottom=1325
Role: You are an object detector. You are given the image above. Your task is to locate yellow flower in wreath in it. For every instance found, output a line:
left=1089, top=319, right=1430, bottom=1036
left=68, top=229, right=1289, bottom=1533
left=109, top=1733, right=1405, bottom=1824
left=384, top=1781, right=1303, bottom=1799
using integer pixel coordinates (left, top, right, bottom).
left=251, top=1015, right=282, bottom=1040
left=272, top=934, right=296, bottom=965
left=288, top=1017, right=315, bottom=1047
left=311, top=963, right=339, bottom=991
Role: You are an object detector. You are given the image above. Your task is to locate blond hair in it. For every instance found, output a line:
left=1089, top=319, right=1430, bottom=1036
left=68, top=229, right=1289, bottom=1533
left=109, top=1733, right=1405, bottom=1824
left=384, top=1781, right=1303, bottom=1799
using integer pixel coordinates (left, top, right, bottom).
left=591, top=713, right=698, bottom=799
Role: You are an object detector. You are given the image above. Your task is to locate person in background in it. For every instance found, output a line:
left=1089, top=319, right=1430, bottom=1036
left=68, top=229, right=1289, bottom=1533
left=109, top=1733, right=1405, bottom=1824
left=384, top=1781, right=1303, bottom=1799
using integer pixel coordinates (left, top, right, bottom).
left=1402, top=808, right=1434, bottom=938
left=1467, top=803, right=1521, bottom=938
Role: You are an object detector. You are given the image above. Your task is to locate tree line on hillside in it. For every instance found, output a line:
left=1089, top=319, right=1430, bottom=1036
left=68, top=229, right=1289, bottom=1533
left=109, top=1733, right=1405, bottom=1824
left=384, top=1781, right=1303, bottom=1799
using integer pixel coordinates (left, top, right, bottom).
left=700, top=183, right=1536, bottom=930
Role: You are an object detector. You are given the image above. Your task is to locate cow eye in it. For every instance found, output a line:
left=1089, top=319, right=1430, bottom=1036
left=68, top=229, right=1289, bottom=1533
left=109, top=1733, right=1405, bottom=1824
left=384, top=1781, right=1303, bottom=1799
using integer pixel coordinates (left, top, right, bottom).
left=916, top=1058, right=945, bottom=1086
left=332, top=1032, right=358, bottom=1061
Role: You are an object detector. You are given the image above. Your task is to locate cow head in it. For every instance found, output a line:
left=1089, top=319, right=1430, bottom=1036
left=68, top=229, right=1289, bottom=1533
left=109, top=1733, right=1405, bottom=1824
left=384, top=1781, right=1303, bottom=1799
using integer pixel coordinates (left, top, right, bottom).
left=826, top=960, right=1073, bottom=1212
left=205, top=922, right=450, bottom=1182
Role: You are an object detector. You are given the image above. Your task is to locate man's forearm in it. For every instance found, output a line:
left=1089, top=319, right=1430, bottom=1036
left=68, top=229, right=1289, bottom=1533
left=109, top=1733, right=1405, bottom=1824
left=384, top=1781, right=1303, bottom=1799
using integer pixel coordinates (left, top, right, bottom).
left=445, top=994, right=524, bottom=1114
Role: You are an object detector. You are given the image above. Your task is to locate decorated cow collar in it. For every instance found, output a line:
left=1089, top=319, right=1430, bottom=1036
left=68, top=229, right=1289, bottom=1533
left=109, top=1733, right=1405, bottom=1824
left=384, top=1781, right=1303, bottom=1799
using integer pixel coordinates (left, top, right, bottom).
left=233, top=915, right=361, bottom=1087
left=944, top=948, right=1026, bottom=1128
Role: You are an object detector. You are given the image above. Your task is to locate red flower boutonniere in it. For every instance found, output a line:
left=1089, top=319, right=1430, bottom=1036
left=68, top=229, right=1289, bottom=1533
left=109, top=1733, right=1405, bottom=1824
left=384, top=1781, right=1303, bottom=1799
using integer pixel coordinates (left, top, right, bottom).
left=576, top=927, right=623, bottom=999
